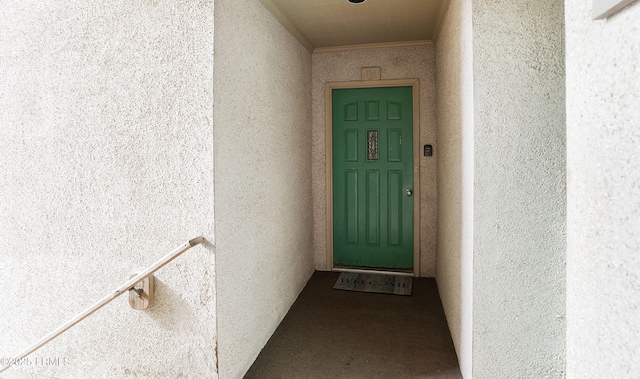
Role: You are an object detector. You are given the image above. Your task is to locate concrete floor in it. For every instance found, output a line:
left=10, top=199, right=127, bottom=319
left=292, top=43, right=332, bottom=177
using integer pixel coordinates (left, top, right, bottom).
left=245, top=271, right=462, bottom=379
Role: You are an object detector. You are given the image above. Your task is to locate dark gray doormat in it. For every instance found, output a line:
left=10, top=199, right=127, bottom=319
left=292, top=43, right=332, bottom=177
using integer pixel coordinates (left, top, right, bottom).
left=333, top=272, right=413, bottom=296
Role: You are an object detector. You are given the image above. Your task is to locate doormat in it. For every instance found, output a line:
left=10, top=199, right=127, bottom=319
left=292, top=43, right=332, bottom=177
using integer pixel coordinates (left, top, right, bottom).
left=333, top=272, right=413, bottom=296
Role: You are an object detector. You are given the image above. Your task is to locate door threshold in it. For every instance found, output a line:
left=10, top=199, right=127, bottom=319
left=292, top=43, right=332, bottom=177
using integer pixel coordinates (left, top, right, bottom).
left=332, top=267, right=414, bottom=277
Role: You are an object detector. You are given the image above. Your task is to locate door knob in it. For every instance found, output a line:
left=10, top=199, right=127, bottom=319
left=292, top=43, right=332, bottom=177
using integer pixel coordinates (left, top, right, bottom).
left=405, top=188, right=413, bottom=196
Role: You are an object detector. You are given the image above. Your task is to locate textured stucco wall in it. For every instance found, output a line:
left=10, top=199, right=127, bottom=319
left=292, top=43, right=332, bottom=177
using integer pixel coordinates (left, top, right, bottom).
left=435, top=0, right=474, bottom=377
left=565, top=1, right=640, bottom=378
left=213, top=1, right=314, bottom=378
left=472, top=0, right=566, bottom=377
left=0, top=1, right=216, bottom=378
left=312, top=46, right=438, bottom=277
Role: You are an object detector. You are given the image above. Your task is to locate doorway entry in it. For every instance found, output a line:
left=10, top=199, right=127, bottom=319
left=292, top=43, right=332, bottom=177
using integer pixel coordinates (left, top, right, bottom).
left=326, top=80, right=420, bottom=275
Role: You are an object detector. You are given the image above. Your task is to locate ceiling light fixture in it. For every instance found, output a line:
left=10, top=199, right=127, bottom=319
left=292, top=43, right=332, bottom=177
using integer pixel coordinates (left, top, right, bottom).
left=348, top=0, right=366, bottom=3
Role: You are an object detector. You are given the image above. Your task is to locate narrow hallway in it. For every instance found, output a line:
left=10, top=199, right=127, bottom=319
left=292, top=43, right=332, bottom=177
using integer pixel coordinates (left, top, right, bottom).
left=245, top=271, right=462, bottom=378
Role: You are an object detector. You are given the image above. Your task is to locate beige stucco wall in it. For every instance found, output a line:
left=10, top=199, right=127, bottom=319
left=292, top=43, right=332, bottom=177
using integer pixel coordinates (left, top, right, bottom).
left=213, top=0, right=314, bottom=377
left=311, top=46, right=438, bottom=277
left=472, top=0, right=566, bottom=377
left=0, top=1, right=216, bottom=378
left=565, top=1, right=640, bottom=378
left=435, top=0, right=474, bottom=377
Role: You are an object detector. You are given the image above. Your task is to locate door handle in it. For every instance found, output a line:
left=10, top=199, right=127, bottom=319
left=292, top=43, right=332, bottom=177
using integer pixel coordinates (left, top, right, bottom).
left=405, top=188, right=413, bottom=196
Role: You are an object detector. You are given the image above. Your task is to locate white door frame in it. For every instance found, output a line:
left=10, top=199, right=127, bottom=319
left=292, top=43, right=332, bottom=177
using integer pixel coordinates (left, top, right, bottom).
left=325, top=79, right=421, bottom=277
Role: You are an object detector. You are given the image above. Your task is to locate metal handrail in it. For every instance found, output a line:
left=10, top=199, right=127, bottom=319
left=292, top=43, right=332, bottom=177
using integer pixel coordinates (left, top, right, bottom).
left=0, top=236, right=206, bottom=374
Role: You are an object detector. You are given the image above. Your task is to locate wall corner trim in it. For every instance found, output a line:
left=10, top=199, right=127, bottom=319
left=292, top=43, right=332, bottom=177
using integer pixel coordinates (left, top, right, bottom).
left=592, top=0, right=637, bottom=19
left=260, top=0, right=315, bottom=52
left=314, top=40, right=433, bottom=54
left=432, top=0, right=452, bottom=43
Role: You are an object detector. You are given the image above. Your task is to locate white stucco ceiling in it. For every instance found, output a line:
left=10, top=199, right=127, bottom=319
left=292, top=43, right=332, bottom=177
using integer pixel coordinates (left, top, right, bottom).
left=260, top=0, right=451, bottom=52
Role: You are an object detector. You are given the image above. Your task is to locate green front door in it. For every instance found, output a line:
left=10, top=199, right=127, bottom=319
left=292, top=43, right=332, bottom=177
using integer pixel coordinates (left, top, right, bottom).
left=332, top=86, right=414, bottom=270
